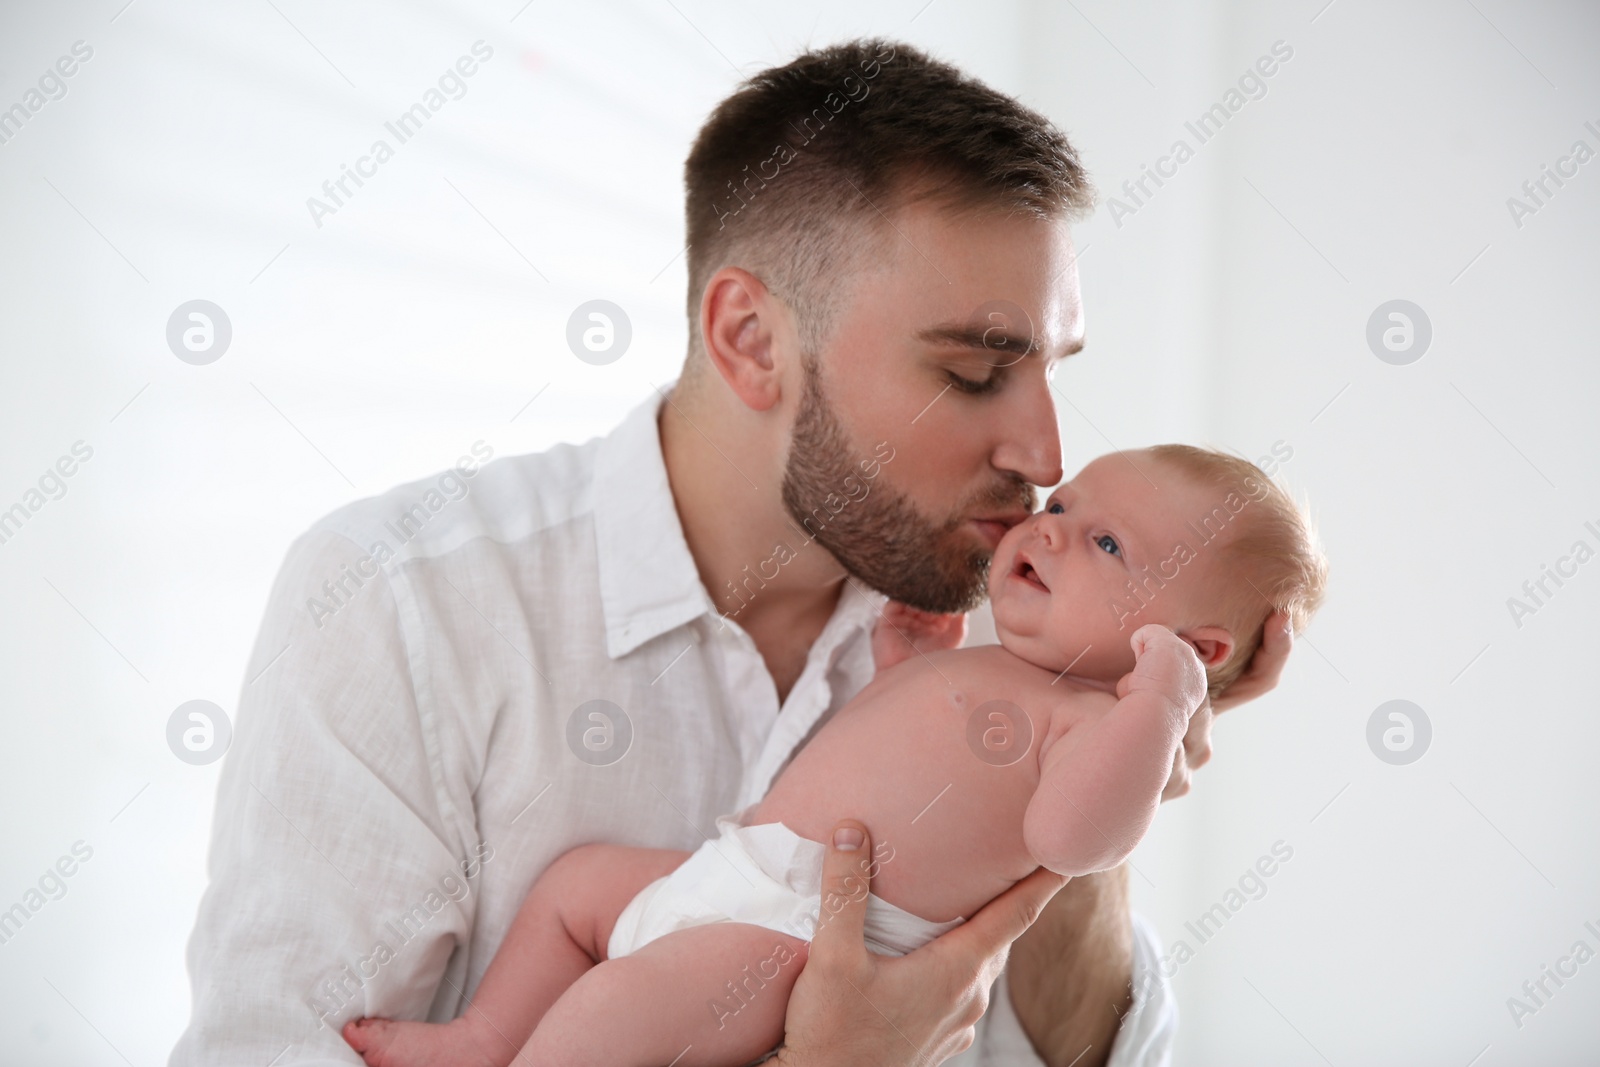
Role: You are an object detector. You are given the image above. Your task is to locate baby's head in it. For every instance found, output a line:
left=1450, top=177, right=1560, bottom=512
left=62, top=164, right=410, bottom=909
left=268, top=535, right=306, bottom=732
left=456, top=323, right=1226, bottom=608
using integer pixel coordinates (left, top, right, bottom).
left=989, top=445, right=1328, bottom=700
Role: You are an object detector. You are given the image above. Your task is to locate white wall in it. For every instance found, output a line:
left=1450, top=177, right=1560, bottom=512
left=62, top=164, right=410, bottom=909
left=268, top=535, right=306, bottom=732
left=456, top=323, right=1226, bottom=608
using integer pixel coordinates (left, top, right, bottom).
left=0, top=1, right=1593, bottom=1064
left=1019, top=1, right=1600, bottom=1064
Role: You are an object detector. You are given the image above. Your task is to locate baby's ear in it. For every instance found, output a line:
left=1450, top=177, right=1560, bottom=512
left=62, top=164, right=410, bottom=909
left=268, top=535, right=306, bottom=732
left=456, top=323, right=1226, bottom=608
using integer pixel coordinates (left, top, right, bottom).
left=1181, top=625, right=1235, bottom=669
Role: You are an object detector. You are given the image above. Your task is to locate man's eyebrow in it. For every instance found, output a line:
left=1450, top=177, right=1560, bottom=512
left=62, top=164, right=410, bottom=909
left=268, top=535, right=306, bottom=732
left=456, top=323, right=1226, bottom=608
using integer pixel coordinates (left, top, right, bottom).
left=914, top=322, right=1084, bottom=361
left=915, top=322, right=1043, bottom=358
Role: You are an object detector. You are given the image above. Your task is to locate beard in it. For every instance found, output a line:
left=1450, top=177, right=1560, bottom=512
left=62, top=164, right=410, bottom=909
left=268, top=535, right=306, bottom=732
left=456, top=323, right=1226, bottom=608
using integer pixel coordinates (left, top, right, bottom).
left=779, top=357, right=1037, bottom=614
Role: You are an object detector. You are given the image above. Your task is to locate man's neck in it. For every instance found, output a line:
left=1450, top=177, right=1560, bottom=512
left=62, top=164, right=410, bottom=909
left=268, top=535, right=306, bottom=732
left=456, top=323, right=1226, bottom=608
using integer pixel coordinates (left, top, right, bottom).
left=657, top=387, right=850, bottom=702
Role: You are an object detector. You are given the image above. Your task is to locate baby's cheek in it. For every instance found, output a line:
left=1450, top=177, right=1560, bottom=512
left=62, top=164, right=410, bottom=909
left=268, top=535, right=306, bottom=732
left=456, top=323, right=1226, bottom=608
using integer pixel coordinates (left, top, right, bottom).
left=1044, top=591, right=1077, bottom=645
left=1055, top=580, right=1107, bottom=644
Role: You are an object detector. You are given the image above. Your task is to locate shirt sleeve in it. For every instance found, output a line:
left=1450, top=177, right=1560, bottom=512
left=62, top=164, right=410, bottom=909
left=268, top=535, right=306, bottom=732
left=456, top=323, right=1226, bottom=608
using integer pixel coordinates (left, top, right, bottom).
left=965, top=912, right=1177, bottom=1067
left=168, top=527, right=481, bottom=1066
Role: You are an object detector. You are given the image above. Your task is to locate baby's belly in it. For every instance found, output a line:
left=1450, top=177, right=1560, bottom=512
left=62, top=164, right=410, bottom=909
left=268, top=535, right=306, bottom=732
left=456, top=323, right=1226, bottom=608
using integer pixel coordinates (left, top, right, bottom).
left=750, top=672, right=1045, bottom=924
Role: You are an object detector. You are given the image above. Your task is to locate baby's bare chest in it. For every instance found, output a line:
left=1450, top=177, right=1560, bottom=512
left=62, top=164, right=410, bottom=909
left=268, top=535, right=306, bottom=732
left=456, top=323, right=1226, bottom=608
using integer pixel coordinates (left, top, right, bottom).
left=753, top=653, right=1087, bottom=914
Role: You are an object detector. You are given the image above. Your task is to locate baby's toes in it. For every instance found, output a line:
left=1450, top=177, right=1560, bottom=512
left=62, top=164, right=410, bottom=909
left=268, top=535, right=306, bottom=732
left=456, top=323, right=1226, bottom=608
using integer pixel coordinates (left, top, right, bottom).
left=341, top=1017, right=401, bottom=1067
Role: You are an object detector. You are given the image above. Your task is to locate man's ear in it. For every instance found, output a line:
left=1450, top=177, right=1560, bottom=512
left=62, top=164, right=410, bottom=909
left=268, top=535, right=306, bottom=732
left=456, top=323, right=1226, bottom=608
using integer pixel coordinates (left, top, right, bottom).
left=1180, top=625, right=1235, bottom=669
left=699, top=266, right=786, bottom=412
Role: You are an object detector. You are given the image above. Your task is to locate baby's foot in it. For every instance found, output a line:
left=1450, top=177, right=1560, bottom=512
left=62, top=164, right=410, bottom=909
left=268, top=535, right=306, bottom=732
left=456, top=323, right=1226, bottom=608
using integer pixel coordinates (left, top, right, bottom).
left=342, top=1016, right=500, bottom=1067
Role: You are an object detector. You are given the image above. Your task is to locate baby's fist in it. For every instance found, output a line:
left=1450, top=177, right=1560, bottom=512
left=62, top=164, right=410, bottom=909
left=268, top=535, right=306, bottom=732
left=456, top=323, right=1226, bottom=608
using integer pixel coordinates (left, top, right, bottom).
left=1119, top=623, right=1207, bottom=719
left=872, top=602, right=967, bottom=672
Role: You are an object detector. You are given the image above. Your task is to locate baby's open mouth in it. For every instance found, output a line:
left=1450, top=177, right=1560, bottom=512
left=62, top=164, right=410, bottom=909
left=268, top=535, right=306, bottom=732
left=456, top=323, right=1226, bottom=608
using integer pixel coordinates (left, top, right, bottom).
left=1012, top=554, right=1050, bottom=592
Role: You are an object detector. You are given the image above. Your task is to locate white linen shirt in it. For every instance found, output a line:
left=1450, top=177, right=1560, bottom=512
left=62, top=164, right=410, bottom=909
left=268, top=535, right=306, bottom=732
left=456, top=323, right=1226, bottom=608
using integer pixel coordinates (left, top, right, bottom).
left=170, top=384, right=1175, bottom=1067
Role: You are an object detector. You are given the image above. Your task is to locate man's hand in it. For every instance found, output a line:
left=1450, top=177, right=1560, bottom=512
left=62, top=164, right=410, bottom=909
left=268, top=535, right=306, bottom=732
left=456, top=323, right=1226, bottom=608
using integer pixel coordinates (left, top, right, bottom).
left=871, top=602, right=968, bottom=672
left=775, top=819, right=1066, bottom=1066
left=1160, top=610, right=1294, bottom=800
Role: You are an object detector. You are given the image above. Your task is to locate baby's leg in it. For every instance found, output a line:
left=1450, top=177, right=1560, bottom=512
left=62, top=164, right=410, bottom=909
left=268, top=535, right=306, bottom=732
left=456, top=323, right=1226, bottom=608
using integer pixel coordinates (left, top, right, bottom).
left=520, top=921, right=810, bottom=1067
left=344, top=842, right=691, bottom=1067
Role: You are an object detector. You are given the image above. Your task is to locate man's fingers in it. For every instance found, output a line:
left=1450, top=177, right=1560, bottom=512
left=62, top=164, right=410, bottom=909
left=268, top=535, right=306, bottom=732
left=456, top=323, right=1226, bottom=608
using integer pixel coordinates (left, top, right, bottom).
left=1159, top=684, right=1210, bottom=802
left=1183, top=696, right=1214, bottom=770
left=810, top=820, right=873, bottom=965
left=941, top=865, right=1068, bottom=977
left=1262, top=609, right=1294, bottom=658
left=1162, top=746, right=1192, bottom=800
left=1214, top=610, right=1293, bottom=712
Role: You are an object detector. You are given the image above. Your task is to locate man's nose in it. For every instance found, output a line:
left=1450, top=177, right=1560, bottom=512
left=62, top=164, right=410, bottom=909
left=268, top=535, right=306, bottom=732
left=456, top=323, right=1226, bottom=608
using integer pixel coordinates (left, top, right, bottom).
left=990, top=376, right=1063, bottom=488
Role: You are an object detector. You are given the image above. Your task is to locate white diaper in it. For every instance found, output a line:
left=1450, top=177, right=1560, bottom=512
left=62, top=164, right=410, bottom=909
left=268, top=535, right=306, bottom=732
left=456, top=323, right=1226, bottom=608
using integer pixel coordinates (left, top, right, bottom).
left=607, top=806, right=964, bottom=961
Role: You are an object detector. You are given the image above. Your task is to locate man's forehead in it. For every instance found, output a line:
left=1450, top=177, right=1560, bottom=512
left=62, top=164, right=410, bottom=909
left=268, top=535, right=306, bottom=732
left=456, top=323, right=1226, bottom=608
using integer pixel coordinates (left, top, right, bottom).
left=885, top=202, right=1084, bottom=333
left=915, top=289, right=1085, bottom=363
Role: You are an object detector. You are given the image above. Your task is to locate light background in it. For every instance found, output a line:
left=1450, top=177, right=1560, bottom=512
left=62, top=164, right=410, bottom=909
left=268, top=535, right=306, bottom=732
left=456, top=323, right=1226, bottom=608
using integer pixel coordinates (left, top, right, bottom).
left=0, top=1, right=1595, bottom=1064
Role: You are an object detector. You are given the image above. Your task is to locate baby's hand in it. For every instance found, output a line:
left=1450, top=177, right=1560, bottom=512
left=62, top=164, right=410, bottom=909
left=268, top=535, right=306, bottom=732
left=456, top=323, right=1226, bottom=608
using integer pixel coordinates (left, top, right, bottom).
left=1115, top=623, right=1207, bottom=719
left=871, top=601, right=967, bottom=672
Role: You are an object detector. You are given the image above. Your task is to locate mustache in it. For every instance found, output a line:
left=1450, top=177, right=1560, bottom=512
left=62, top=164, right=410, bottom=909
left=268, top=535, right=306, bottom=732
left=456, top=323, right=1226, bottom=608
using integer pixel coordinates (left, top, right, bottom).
left=944, top=477, right=1037, bottom=531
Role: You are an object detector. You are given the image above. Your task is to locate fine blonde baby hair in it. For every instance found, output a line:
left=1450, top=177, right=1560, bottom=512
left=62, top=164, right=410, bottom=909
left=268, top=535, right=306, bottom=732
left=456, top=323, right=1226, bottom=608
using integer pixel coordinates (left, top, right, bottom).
left=1143, top=444, right=1329, bottom=700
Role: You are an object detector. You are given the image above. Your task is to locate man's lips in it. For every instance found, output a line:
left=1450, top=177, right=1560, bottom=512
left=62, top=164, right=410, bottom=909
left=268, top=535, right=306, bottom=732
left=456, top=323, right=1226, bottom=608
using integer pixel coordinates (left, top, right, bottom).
left=969, top=514, right=1029, bottom=551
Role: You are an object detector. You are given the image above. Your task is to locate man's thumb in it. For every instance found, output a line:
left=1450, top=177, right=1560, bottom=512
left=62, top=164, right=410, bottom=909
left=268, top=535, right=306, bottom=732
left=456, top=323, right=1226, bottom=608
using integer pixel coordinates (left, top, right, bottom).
left=811, top=820, right=872, bottom=954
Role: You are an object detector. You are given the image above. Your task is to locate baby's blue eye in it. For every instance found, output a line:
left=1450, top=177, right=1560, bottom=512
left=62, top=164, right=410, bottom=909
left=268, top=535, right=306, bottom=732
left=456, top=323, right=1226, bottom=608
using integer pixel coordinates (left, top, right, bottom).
left=1047, top=502, right=1064, bottom=514
left=1096, top=534, right=1121, bottom=557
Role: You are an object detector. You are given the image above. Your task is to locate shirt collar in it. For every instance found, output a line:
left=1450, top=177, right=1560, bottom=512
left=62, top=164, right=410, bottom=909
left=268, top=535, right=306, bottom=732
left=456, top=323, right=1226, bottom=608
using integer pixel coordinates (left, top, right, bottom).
left=593, top=383, right=716, bottom=659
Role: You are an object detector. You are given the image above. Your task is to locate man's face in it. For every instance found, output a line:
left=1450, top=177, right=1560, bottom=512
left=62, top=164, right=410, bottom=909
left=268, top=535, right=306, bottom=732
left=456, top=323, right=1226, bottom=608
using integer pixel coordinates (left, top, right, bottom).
left=778, top=198, right=1085, bottom=614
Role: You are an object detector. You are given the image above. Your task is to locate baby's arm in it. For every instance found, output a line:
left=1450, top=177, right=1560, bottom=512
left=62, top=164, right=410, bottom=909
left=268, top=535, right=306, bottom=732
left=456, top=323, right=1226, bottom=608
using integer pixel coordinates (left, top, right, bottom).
left=1022, top=624, right=1207, bottom=877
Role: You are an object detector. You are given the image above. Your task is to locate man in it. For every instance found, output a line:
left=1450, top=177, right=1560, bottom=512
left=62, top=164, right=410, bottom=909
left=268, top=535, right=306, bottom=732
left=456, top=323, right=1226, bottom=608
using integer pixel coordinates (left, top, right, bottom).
left=172, top=38, right=1289, bottom=1066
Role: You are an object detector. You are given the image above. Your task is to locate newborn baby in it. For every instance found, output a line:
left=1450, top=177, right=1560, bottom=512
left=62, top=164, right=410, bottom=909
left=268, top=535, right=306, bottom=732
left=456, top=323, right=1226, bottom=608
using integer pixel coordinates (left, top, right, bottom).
left=344, top=444, right=1326, bottom=1067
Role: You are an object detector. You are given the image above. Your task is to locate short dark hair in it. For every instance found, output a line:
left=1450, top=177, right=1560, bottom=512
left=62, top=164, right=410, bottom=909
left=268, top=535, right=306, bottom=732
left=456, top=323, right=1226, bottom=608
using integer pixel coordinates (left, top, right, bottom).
left=683, top=37, right=1094, bottom=358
